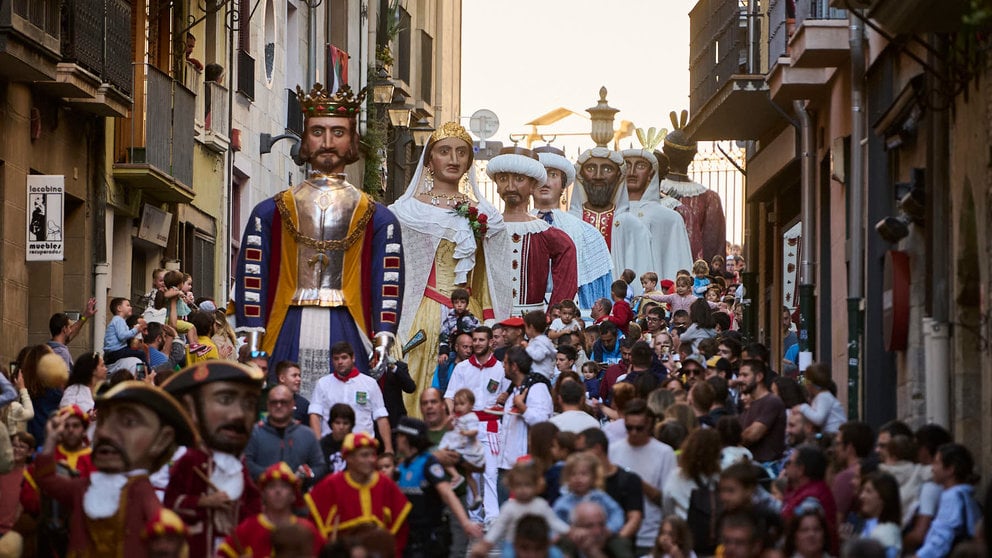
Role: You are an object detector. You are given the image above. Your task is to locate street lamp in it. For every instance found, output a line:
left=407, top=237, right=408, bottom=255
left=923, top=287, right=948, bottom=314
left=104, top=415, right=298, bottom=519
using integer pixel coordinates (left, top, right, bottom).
left=410, top=118, right=435, bottom=147
left=387, top=104, right=413, bottom=128
left=587, top=86, right=619, bottom=147
left=371, top=67, right=395, bottom=105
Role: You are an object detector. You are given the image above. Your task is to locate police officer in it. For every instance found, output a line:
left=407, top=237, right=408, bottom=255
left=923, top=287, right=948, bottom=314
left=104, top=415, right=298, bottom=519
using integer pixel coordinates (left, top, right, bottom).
left=395, top=417, right=483, bottom=557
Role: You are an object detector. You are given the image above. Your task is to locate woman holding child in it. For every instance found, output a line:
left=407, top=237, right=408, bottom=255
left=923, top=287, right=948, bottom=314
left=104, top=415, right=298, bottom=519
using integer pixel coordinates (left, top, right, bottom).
left=389, top=122, right=511, bottom=414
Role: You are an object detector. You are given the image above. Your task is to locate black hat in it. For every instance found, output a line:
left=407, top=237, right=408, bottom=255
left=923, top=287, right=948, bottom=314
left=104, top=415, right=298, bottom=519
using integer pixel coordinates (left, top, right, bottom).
left=95, top=380, right=200, bottom=447
left=395, top=416, right=430, bottom=447
left=161, top=361, right=265, bottom=397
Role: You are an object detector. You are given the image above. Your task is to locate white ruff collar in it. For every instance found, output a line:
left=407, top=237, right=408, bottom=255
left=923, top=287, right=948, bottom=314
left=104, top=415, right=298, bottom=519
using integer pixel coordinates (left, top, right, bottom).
left=211, top=452, right=244, bottom=500
left=83, top=470, right=148, bottom=519
left=660, top=177, right=708, bottom=198
left=505, top=219, right=550, bottom=235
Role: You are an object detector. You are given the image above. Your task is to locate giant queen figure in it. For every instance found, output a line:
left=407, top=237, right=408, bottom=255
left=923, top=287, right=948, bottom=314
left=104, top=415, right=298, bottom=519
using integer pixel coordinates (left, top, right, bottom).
left=234, top=83, right=404, bottom=397
left=389, top=122, right=511, bottom=413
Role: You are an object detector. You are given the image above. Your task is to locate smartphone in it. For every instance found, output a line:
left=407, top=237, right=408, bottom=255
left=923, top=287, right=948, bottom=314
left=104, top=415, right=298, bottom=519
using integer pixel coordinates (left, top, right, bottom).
left=135, top=362, right=146, bottom=381
left=8, top=362, right=18, bottom=378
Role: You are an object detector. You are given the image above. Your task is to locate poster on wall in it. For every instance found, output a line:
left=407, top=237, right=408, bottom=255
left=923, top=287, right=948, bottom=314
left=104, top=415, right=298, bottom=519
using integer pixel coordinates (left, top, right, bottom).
left=26, top=175, right=64, bottom=261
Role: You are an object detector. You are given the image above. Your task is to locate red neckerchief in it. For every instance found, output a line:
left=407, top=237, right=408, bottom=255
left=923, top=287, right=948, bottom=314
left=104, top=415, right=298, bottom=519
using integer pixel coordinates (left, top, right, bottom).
left=469, top=354, right=497, bottom=369
left=334, top=368, right=361, bottom=382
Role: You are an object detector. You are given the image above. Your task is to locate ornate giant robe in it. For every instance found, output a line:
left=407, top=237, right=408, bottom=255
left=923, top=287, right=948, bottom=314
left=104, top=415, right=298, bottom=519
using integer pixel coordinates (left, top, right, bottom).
left=660, top=177, right=727, bottom=263
left=234, top=181, right=404, bottom=397
left=505, top=220, right=578, bottom=315
left=533, top=208, right=613, bottom=310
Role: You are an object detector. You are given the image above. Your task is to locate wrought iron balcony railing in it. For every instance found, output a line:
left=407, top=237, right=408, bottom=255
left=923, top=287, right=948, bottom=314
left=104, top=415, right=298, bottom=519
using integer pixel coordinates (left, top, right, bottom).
left=689, top=0, right=750, bottom=118
left=60, top=0, right=132, bottom=96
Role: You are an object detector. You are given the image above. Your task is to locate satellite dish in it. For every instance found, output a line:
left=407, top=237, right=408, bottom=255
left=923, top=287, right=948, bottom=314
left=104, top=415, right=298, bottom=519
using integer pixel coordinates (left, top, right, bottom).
left=469, top=109, right=499, bottom=140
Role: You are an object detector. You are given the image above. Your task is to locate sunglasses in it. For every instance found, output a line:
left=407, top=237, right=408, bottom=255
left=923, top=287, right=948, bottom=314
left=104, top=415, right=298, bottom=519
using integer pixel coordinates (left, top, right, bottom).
left=625, top=423, right=649, bottom=432
left=250, top=350, right=269, bottom=359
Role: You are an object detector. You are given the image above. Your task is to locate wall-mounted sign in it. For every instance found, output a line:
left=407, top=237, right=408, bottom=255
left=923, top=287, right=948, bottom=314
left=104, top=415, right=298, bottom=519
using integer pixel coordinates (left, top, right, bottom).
left=26, top=175, right=64, bottom=261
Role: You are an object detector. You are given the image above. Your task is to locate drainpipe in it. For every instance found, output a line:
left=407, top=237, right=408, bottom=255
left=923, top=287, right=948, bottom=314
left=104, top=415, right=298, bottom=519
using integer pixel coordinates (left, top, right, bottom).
left=847, top=10, right=866, bottom=420
left=924, top=33, right=950, bottom=427
left=793, top=100, right=816, bottom=369
left=92, top=117, right=109, bottom=352
left=747, top=0, right=760, bottom=74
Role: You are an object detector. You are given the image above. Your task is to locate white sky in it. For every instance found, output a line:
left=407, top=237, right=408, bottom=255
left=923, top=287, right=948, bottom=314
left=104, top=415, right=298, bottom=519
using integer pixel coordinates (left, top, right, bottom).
left=461, top=0, right=698, bottom=157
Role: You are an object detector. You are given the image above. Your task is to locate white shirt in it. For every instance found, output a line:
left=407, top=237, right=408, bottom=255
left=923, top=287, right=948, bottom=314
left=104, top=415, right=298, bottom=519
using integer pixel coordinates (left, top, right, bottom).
left=444, top=356, right=509, bottom=410
left=549, top=409, right=601, bottom=434
left=499, top=380, right=553, bottom=469
left=610, top=437, right=677, bottom=548
left=308, top=372, right=388, bottom=437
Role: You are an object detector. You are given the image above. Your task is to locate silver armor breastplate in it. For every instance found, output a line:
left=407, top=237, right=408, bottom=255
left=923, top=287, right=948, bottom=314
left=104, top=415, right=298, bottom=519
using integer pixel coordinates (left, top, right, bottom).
left=289, top=174, right=361, bottom=306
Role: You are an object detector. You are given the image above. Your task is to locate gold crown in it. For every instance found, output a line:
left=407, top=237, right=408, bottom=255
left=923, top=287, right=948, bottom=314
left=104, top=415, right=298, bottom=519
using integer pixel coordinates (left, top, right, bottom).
left=296, top=83, right=366, bottom=117
left=430, top=121, right=473, bottom=146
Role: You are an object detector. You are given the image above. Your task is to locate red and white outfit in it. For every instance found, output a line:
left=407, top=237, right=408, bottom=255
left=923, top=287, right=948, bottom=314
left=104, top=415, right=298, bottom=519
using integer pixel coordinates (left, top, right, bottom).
left=308, top=368, right=388, bottom=438
left=444, top=354, right=509, bottom=523
left=504, top=220, right=578, bottom=316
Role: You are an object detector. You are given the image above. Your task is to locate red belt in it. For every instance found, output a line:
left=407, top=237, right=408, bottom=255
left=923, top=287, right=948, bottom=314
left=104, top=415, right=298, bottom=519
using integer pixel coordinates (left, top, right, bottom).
left=476, top=411, right=501, bottom=432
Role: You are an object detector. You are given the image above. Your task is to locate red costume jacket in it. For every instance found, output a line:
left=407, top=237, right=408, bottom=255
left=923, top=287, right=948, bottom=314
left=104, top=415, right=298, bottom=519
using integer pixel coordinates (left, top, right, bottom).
left=305, top=470, right=411, bottom=555
left=34, top=453, right=161, bottom=558
left=218, top=513, right=325, bottom=558
left=164, top=448, right=262, bottom=558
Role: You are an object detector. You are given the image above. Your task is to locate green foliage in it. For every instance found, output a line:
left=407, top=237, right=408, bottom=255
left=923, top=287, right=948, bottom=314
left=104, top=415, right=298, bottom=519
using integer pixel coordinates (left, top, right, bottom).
left=361, top=66, right=387, bottom=199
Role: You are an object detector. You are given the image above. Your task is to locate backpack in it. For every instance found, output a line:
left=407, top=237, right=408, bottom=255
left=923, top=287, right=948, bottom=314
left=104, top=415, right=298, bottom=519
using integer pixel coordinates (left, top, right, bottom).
left=687, top=475, right=722, bottom=555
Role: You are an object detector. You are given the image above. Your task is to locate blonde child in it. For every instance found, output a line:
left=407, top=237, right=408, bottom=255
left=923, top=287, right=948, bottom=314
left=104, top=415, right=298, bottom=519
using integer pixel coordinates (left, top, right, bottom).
left=691, top=260, right=710, bottom=296
left=551, top=451, right=625, bottom=532
left=469, top=460, right=570, bottom=558
left=438, top=388, right=485, bottom=509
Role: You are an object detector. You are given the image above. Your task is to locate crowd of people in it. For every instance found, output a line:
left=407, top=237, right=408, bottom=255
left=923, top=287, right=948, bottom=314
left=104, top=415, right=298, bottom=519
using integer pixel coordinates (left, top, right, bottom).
left=0, top=82, right=985, bottom=558
left=0, top=290, right=987, bottom=558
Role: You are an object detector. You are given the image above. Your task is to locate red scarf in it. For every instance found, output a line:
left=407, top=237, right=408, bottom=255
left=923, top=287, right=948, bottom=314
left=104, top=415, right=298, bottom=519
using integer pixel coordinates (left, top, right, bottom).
left=469, top=354, right=497, bottom=369
left=334, top=368, right=361, bottom=382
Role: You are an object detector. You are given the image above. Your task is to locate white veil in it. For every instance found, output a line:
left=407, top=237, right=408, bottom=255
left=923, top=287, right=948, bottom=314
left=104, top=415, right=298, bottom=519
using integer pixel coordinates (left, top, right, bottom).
left=388, top=140, right=511, bottom=339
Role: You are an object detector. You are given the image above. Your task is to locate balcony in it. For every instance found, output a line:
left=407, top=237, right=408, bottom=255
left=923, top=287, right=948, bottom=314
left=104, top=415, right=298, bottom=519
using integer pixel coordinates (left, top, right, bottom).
left=789, top=0, right=848, bottom=68
left=686, top=0, right=785, bottom=141
left=199, top=81, right=230, bottom=153
left=0, top=0, right=61, bottom=82
left=113, top=64, right=195, bottom=204
left=767, top=56, right=836, bottom=104
left=41, top=0, right=132, bottom=117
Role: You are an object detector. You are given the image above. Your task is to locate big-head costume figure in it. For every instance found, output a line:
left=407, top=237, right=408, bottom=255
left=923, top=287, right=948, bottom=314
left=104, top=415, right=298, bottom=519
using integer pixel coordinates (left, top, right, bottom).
left=568, top=147, right=661, bottom=282
left=163, top=361, right=266, bottom=558
left=35, top=381, right=198, bottom=558
left=234, top=83, right=404, bottom=397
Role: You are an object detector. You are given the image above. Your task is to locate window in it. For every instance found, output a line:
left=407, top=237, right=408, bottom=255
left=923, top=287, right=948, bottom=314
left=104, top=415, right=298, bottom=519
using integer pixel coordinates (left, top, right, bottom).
left=420, top=31, right=432, bottom=103
left=398, top=8, right=411, bottom=84
left=183, top=224, right=216, bottom=300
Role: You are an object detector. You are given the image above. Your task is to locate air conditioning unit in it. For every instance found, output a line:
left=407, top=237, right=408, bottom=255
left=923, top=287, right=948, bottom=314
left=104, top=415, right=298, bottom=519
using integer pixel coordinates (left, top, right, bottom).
left=137, top=204, right=172, bottom=248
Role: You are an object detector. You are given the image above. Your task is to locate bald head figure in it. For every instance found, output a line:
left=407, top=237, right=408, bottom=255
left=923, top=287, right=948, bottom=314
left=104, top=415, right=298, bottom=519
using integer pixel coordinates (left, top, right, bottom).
left=570, top=501, right=609, bottom=551
left=420, top=387, right=447, bottom=429
left=266, top=384, right=295, bottom=428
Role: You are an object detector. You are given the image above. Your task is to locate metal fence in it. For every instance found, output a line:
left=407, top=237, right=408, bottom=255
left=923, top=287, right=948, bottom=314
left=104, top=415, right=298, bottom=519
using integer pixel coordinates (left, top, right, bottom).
left=124, top=64, right=194, bottom=189
left=768, top=0, right=789, bottom=64
left=795, top=0, right=847, bottom=21
left=690, top=143, right=746, bottom=246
